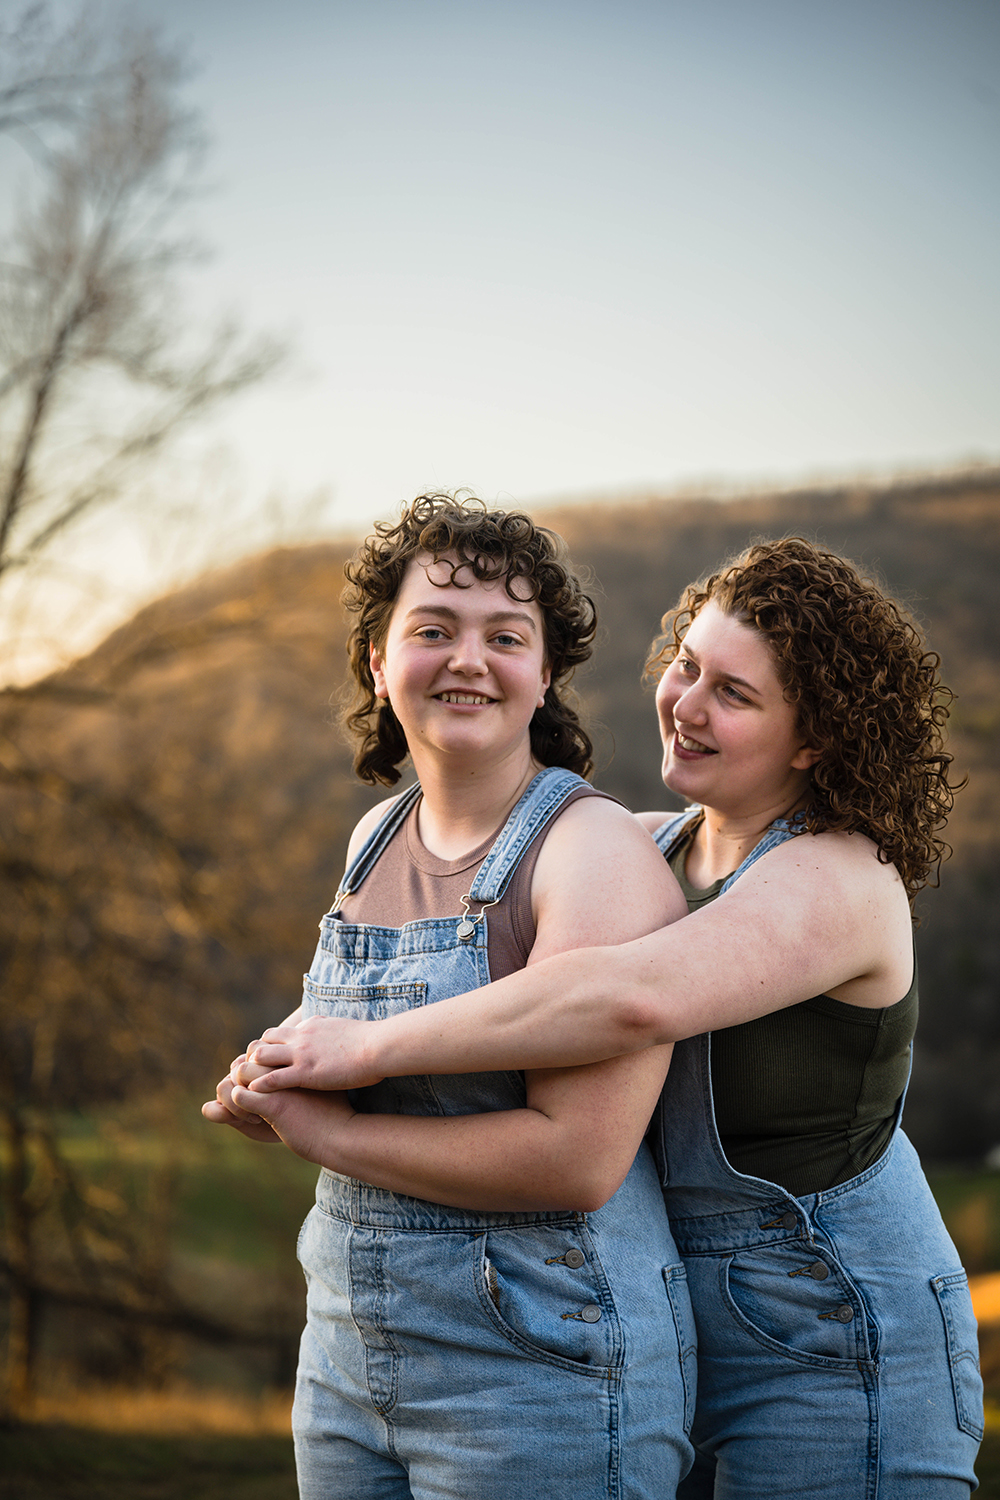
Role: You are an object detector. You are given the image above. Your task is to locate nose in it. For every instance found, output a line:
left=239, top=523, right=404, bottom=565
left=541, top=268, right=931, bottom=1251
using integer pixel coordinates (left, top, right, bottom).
left=448, top=631, right=488, bottom=677
left=672, top=676, right=708, bottom=726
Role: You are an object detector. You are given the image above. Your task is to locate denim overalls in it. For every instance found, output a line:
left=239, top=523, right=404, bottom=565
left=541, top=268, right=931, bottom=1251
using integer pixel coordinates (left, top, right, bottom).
left=652, top=808, right=983, bottom=1499
left=292, top=769, right=697, bottom=1500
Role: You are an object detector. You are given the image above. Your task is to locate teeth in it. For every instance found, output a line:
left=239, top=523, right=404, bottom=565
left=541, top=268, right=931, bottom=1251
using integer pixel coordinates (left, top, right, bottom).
left=677, top=733, right=712, bottom=753
left=438, top=692, right=491, bottom=705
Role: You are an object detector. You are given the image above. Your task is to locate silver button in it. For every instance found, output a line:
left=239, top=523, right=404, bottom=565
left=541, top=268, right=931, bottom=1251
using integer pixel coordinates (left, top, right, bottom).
left=580, top=1304, right=602, bottom=1323
left=563, top=1248, right=585, bottom=1268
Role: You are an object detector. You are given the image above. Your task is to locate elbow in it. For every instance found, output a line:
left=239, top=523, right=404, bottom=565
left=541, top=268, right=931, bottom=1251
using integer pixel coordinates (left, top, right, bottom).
left=553, top=1160, right=631, bottom=1215
left=616, top=987, right=679, bottom=1048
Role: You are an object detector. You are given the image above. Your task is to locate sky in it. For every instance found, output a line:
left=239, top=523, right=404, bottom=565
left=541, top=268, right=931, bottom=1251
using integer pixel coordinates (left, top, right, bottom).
left=2, top=0, right=999, bottom=675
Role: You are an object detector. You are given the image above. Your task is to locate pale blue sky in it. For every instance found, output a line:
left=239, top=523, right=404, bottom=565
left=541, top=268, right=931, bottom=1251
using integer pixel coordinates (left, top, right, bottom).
left=142, top=0, right=1000, bottom=525
left=1, top=0, right=998, bottom=677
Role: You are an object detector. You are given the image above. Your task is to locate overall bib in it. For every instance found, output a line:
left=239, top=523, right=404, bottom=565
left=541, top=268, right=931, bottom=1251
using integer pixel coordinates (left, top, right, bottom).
left=292, top=769, right=697, bottom=1500
left=652, top=809, right=983, bottom=1499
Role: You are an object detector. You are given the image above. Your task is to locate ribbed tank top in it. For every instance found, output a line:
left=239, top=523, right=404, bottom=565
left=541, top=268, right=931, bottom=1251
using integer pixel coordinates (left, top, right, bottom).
left=668, top=830, right=917, bottom=1197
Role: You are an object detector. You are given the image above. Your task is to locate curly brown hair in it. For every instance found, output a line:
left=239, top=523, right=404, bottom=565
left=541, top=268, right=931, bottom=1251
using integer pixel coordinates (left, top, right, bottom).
left=341, top=493, right=597, bottom=786
left=645, top=536, right=961, bottom=902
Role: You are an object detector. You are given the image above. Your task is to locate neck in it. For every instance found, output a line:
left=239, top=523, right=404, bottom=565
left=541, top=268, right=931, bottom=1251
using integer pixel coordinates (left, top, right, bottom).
left=410, top=748, right=542, bottom=861
left=688, top=792, right=808, bottom=887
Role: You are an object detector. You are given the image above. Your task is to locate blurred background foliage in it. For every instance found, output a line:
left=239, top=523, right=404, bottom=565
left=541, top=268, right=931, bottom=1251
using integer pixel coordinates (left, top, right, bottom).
left=3, top=467, right=1000, bottom=1425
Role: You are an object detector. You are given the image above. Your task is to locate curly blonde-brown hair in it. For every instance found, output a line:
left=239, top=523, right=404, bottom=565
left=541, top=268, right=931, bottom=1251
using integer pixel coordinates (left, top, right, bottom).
left=341, top=493, right=597, bottom=785
left=645, top=536, right=961, bottom=902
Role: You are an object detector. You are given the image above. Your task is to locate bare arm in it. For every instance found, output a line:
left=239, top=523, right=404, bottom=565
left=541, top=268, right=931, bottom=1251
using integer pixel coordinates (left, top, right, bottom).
left=243, top=827, right=913, bottom=1090
left=231, top=801, right=686, bottom=1210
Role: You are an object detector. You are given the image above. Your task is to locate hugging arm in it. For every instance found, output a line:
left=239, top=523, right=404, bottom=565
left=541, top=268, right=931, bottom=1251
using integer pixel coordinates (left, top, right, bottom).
left=242, top=826, right=908, bottom=1090
left=228, top=801, right=685, bottom=1212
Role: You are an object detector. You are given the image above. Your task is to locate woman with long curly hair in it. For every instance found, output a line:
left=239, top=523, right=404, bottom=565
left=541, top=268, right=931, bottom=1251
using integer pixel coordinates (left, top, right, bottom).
left=233, top=535, right=982, bottom=1497
left=207, top=495, right=696, bottom=1498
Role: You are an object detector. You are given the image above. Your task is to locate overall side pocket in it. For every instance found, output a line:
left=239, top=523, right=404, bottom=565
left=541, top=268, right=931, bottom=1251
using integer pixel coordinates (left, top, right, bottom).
left=931, top=1271, right=985, bottom=1441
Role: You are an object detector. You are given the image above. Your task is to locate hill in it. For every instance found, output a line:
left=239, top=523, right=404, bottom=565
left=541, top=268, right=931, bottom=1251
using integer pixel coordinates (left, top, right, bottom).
left=2, top=467, right=998, bottom=1156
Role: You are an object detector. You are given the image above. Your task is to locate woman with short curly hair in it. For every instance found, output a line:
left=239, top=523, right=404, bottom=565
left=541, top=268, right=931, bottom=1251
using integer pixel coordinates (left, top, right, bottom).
left=236, top=533, right=982, bottom=1496
left=209, top=494, right=696, bottom=1498
left=341, top=492, right=597, bottom=785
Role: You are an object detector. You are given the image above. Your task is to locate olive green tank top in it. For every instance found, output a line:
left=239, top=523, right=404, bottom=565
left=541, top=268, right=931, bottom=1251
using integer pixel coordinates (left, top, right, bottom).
left=668, top=832, right=917, bottom=1197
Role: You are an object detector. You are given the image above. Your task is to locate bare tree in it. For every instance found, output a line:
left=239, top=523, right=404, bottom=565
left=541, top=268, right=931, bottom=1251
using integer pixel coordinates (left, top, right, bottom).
left=0, top=3, right=283, bottom=599
left=0, top=4, right=291, bottom=1417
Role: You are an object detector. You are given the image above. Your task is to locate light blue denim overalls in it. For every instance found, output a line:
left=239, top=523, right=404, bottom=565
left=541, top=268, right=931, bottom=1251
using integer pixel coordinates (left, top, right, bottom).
left=652, top=808, right=983, bottom=1499
left=292, top=768, right=697, bottom=1500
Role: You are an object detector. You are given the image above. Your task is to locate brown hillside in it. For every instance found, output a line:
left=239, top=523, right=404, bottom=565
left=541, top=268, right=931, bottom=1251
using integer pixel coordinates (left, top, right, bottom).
left=2, top=470, right=998, bottom=1154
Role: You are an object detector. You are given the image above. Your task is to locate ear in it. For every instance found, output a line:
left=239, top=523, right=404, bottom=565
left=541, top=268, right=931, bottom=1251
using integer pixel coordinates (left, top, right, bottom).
left=537, top=663, right=552, bottom=709
left=791, top=742, right=822, bottom=772
left=370, top=642, right=389, bottom=700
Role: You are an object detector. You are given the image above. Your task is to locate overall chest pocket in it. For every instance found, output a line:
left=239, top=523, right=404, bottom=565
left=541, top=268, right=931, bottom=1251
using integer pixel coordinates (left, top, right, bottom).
left=302, top=974, right=444, bottom=1115
left=301, top=973, right=428, bottom=1022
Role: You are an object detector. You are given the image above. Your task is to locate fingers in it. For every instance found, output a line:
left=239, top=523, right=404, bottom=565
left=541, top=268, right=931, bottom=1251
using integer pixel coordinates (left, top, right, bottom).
left=215, top=1073, right=263, bottom=1125
left=236, top=1051, right=272, bottom=1085
left=232, top=1083, right=283, bottom=1120
left=240, top=1042, right=292, bottom=1075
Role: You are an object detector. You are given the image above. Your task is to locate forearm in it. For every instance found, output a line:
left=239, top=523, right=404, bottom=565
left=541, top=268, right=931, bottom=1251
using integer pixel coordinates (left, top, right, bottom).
left=313, top=1102, right=636, bottom=1212
left=368, top=942, right=664, bottom=1081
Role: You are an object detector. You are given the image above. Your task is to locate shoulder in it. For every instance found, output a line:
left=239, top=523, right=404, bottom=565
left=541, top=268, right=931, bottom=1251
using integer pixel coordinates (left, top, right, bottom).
left=531, top=793, right=686, bottom=923
left=543, top=789, right=658, bottom=847
left=344, top=792, right=407, bottom=866
left=729, top=827, right=908, bottom=927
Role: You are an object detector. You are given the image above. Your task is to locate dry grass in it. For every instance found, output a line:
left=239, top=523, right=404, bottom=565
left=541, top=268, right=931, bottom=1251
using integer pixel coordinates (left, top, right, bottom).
left=19, top=1382, right=292, bottom=1436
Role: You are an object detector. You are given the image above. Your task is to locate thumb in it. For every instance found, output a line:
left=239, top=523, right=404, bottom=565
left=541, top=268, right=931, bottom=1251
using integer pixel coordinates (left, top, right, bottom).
left=231, top=1084, right=289, bottom=1121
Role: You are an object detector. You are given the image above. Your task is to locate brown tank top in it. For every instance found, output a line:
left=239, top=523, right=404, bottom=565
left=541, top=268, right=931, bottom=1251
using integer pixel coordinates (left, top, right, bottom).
left=339, top=784, right=605, bottom=979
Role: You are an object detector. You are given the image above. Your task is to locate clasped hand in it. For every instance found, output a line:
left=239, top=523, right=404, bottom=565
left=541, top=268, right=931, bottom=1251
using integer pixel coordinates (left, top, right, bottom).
left=200, top=1014, right=382, bottom=1163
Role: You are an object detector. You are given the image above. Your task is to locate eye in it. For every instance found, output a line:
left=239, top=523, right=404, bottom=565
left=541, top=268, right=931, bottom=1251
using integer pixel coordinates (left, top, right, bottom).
left=492, top=631, right=522, bottom=648
left=676, top=655, right=698, bottom=677
left=722, top=683, right=750, bottom=705
left=416, top=626, right=448, bottom=641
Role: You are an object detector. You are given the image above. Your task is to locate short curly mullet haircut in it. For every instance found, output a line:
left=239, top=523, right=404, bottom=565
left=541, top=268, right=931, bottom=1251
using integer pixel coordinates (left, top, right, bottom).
left=645, top=536, right=961, bottom=904
left=341, top=493, right=597, bottom=786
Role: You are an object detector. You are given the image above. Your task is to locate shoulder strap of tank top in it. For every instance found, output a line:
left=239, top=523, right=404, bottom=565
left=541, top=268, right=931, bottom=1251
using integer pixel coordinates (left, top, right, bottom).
left=327, top=781, right=423, bottom=912
left=467, top=766, right=590, bottom=904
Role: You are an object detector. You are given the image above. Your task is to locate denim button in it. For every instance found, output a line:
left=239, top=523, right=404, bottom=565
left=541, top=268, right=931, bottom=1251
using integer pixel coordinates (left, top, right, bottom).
left=808, top=1261, right=829, bottom=1281
left=780, top=1212, right=798, bottom=1230
left=580, top=1304, right=602, bottom=1323
left=563, top=1248, right=585, bottom=1268
left=834, top=1304, right=853, bottom=1322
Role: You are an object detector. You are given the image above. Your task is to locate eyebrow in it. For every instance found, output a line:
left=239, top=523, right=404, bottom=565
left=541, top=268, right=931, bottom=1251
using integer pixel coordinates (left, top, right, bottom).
left=405, top=605, right=540, bottom=633
left=681, top=646, right=761, bottom=696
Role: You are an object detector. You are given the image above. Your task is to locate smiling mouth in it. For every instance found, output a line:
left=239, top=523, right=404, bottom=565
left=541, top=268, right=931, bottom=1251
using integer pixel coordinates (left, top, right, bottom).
left=675, top=731, right=716, bottom=754
left=436, top=691, right=494, bottom=705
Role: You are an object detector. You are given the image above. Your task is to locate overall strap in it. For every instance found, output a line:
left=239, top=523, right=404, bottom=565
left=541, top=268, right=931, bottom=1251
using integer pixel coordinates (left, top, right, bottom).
left=467, top=767, right=588, bottom=904
left=651, top=806, right=703, bottom=859
left=719, top=814, right=804, bottom=893
left=652, top=805, right=805, bottom=888
left=327, top=782, right=423, bottom=912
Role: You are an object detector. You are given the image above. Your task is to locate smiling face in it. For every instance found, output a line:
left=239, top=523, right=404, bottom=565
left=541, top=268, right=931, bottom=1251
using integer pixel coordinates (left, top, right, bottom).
left=369, top=554, right=552, bottom=778
left=655, top=599, right=821, bottom=822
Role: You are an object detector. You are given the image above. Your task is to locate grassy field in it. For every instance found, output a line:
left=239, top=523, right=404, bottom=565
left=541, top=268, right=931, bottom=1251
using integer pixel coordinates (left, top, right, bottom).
left=2, top=1133, right=1000, bottom=1496
left=0, top=1426, right=298, bottom=1500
